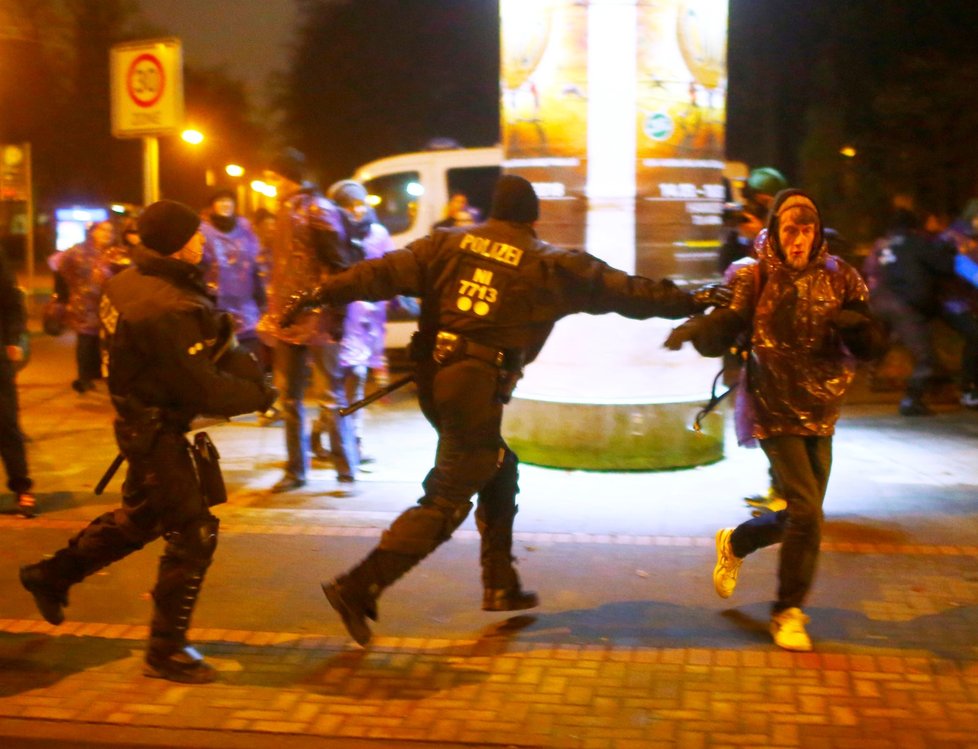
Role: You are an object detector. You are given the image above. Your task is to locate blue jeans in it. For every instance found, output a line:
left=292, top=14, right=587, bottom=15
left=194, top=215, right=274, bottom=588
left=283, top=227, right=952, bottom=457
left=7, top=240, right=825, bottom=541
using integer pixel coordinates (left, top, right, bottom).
left=320, top=360, right=364, bottom=479
left=730, top=435, right=832, bottom=613
left=275, top=341, right=331, bottom=481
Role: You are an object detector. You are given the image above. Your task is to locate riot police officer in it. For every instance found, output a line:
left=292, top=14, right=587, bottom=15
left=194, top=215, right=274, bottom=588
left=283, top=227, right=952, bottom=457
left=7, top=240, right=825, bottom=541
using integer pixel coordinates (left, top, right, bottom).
left=20, top=200, right=275, bottom=683
left=282, top=175, right=729, bottom=646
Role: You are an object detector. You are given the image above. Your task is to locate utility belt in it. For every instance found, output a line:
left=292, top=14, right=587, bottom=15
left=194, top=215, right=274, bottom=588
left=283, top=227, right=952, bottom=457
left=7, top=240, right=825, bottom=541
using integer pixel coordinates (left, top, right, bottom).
left=421, top=331, right=524, bottom=404
left=105, top=396, right=226, bottom=506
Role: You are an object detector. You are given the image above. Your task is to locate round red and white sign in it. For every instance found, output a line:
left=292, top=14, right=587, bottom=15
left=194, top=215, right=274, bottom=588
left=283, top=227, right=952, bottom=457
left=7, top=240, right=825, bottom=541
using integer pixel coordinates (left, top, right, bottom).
left=126, top=53, right=166, bottom=108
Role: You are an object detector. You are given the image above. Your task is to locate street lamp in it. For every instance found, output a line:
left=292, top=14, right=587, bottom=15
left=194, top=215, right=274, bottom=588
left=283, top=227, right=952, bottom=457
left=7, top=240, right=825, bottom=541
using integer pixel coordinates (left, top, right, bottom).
left=181, top=128, right=204, bottom=145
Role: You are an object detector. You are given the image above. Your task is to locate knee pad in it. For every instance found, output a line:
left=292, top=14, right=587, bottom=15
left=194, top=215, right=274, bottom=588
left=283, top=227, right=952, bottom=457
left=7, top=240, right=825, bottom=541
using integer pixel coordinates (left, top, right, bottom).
left=380, top=497, right=472, bottom=555
left=163, top=515, right=220, bottom=565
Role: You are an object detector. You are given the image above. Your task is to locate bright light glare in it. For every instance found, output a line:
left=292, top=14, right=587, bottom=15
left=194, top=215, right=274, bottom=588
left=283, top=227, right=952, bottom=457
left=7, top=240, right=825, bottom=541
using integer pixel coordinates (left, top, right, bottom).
left=225, top=164, right=245, bottom=177
left=840, top=146, right=857, bottom=158
left=251, top=180, right=276, bottom=197
left=181, top=129, right=204, bottom=145
left=110, top=204, right=127, bottom=214
left=406, top=181, right=424, bottom=197
left=366, top=194, right=382, bottom=207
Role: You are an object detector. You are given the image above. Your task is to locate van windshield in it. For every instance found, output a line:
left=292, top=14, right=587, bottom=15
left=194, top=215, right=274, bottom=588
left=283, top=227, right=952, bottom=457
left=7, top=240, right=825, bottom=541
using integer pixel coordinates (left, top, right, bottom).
left=363, top=171, right=420, bottom=236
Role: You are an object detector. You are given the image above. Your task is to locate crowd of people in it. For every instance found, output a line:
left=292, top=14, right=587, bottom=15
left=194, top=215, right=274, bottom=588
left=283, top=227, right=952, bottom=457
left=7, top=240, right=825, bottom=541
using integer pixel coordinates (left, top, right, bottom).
left=6, top=160, right=978, bottom=682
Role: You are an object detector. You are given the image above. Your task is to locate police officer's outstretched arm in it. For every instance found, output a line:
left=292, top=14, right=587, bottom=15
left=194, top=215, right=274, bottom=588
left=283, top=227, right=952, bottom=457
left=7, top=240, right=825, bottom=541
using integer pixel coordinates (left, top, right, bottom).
left=281, top=248, right=424, bottom=327
left=663, top=264, right=754, bottom=356
left=159, top=308, right=273, bottom=417
left=559, top=250, right=717, bottom=320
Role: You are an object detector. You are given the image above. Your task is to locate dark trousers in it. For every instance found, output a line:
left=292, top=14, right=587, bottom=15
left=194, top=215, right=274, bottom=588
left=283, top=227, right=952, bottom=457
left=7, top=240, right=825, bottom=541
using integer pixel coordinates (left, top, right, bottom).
left=0, top=359, right=30, bottom=493
left=37, top=430, right=218, bottom=645
left=730, top=435, right=832, bottom=614
left=873, top=291, right=978, bottom=393
left=341, top=356, right=521, bottom=597
left=75, top=332, right=101, bottom=383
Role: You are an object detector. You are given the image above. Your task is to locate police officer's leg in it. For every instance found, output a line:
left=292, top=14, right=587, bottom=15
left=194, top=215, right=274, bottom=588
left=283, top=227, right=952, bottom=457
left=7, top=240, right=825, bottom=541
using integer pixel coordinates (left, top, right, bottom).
left=144, top=513, right=220, bottom=683
left=274, top=341, right=309, bottom=490
left=940, top=304, right=978, bottom=398
left=475, top=445, right=538, bottom=611
left=895, top=305, right=936, bottom=414
left=324, top=360, right=501, bottom=644
left=19, top=455, right=161, bottom=625
left=142, top=432, right=221, bottom=683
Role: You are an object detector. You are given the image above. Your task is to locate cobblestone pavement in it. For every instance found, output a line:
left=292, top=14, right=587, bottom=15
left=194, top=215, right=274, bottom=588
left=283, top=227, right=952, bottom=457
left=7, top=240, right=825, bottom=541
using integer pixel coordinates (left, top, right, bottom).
left=1, top=332, right=977, bottom=748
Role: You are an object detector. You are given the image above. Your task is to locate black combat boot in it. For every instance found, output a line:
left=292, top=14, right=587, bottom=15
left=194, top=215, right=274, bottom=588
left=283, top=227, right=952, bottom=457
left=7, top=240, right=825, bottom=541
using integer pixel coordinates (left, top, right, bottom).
left=475, top=471, right=538, bottom=612
left=19, top=565, right=69, bottom=625
left=144, top=529, right=217, bottom=684
left=481, top=564, right=539, bottom=612
left=18, top=515, right=141, bottom=626
left=323, top=549, right=420, bottom=646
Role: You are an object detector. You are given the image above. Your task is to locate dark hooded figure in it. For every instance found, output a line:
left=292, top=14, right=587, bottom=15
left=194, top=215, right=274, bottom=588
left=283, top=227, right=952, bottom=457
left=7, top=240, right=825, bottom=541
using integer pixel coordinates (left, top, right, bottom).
left=665, top=189, right=885, bottom=652
left=279, top=174, right=730, bottom=646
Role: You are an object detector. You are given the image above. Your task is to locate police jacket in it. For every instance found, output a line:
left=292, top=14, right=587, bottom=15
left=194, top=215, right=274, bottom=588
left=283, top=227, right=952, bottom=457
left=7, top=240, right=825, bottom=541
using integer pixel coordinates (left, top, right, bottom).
left=307, top=218, right=703, bottom=366
left=683, top=191, right=884, bottom=439
left=100, top=247, right=271, bottom=428
left=871, top=228, right=954, bottom=314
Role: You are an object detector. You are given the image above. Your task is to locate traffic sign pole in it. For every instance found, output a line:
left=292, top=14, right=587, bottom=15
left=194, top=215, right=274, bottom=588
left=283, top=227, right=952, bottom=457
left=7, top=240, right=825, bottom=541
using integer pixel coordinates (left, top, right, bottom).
left=143, top=136, right=159, bottom=205
left=110, top=39, right=183, bottom=206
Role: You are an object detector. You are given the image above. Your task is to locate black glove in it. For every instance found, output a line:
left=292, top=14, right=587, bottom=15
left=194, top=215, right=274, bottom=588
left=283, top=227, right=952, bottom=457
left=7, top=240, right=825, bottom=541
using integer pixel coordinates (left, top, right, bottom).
left=279, top=289, right=319, bottom=328
left=832, top=309, right=868, bottom=330
left=663, top=317, right=701, bottom=351
left=690, top=282, right=733, bottom=311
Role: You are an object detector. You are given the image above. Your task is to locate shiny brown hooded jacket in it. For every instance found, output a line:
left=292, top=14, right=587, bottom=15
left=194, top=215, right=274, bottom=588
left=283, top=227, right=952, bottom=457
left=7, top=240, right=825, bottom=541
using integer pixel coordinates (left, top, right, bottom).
left=687, top=189, right=884, bottom=438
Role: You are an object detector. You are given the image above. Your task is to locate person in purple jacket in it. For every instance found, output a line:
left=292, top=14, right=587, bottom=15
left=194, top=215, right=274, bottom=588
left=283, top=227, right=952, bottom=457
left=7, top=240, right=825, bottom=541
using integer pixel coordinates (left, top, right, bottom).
left=199, top=190, right=267, bottom=360
left=319, top=180, right=397, bottom=483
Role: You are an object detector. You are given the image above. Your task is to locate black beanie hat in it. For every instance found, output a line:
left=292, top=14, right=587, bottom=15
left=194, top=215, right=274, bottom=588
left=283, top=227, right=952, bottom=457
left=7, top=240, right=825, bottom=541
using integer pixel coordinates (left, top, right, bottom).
left=138, top=200, right=201, bottom=256
left=490, top=175, right=539, bottom=223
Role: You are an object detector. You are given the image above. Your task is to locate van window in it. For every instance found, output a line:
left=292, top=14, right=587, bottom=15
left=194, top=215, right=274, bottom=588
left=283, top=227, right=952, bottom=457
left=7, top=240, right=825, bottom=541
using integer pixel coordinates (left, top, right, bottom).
left=446, top=166, right=501, bottom=223
left=363, top=171, right=421, bottom=236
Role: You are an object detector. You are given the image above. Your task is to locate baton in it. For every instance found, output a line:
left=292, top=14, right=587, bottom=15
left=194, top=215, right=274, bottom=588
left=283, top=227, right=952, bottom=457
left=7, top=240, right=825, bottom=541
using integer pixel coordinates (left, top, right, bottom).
left=94, top=453, right=126, bottom=496
left=339, top=373, right=416, bottom=417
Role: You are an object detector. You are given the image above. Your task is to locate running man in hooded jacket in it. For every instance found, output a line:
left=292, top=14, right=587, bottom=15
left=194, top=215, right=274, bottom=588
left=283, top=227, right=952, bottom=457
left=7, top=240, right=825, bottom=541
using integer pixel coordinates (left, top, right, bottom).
left=665, top=189, right=885, bottom=652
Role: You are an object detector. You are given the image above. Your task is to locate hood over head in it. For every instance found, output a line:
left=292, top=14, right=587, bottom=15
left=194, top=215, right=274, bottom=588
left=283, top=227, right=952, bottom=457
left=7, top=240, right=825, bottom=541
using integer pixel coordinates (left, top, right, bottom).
left=764, top=189, right=824, bottom=266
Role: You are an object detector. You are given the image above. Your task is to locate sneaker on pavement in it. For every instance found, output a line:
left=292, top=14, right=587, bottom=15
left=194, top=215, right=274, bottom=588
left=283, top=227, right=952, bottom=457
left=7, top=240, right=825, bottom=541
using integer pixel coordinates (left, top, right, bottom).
left=770, top=607, right=813, bottom=652
left=898, top=397, right=933, bottom=416
left=961, top=389, right=978, bottom=409
left=713, top=528, right=743, bottom=599
left=16, top=492, right=36, bottom=518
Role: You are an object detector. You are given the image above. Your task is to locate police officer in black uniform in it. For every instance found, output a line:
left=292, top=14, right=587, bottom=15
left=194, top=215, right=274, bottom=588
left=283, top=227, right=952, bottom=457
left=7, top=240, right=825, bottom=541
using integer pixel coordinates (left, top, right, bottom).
left=20, top=200, right=275, bottom=683
left=282, top=175, right=729, bottom=646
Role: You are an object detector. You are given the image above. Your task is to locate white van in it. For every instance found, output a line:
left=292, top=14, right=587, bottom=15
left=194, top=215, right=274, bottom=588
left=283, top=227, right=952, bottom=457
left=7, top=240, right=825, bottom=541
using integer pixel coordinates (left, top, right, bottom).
left=353, top=146, right=502, bottom=358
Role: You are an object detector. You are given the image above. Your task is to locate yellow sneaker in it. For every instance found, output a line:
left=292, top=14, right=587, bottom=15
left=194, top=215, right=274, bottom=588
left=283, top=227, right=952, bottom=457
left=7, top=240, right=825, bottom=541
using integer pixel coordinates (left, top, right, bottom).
left=713, top=528, right=742, bottom=598
left=770, top=607, right=813, bottom=652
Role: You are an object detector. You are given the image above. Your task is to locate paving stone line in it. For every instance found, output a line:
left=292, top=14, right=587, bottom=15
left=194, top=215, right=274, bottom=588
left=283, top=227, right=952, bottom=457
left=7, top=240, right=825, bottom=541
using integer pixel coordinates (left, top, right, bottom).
left=4, top=517, right=978, bottom=556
